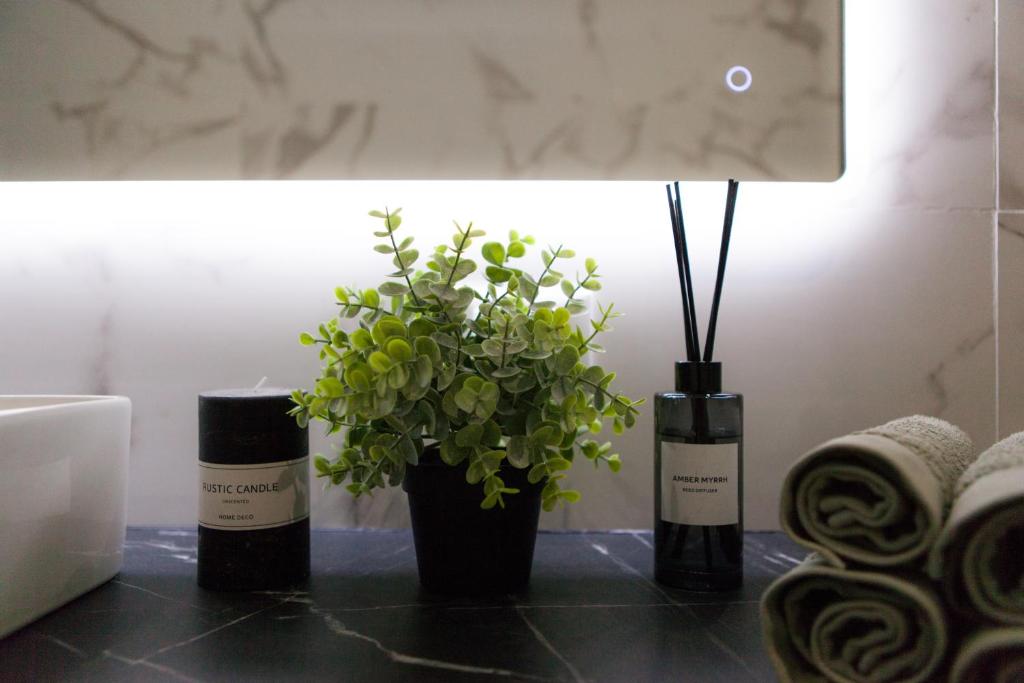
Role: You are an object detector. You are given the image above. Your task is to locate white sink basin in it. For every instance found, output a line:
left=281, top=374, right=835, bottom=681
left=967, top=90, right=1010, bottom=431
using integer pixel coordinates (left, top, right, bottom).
left=0, top=395, right=131, bottom=638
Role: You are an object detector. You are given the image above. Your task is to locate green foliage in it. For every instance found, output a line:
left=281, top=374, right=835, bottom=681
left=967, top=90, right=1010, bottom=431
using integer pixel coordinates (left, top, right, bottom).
left=292, top=208, right=643, bottom=510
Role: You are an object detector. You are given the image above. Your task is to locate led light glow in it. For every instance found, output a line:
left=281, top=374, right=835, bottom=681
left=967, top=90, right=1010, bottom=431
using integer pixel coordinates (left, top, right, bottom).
left=725, top=65, right=752, bottom=92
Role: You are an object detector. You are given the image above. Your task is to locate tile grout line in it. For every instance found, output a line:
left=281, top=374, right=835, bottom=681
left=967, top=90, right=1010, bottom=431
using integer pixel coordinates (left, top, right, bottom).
left=994, top=0, right=1001, bottom=439
left=995, top=213, right=1001, bottom=440
left=996, top=0, right=1001, bottom=215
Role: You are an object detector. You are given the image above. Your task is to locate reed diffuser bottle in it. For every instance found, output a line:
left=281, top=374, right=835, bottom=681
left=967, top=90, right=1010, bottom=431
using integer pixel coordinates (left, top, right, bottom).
left=655, top=181, right=743, bottom=591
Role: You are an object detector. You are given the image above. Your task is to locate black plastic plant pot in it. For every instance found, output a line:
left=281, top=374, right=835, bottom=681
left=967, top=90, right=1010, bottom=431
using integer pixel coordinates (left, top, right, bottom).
left=402, top=447, right=544, bottom=596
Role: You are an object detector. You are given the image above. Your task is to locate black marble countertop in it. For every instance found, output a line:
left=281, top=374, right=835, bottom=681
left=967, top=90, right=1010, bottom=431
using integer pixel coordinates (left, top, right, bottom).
left=0, top=528, right=805, bottom=682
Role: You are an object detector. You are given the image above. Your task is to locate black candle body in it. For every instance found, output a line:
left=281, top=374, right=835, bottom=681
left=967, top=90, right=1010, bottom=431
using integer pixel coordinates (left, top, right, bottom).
left=654, top=362, right=743, bottom=591
left=198, top=388, right=310, bottom=591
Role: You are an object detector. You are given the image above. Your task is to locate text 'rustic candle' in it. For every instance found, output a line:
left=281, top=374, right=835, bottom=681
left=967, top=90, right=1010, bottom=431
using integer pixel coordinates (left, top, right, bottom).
left=197, top=387, right=309, bottom=591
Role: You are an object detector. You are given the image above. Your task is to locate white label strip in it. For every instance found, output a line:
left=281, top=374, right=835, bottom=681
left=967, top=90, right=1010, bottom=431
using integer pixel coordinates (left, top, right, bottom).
left=660, top=442, right=739, bottom=526
left=198, top=456, right=310, bottom=531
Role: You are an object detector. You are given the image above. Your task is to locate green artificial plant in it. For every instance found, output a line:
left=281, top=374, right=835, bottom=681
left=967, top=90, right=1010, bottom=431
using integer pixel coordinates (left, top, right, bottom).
left=291, top=209, right=643, bottom=510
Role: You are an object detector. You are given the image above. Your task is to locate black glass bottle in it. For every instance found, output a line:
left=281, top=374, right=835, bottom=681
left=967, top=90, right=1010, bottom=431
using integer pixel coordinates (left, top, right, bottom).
left=654, top=361, right=743, bottom=591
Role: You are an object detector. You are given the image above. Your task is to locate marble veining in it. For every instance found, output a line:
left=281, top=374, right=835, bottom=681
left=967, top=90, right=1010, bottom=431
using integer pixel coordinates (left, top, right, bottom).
left=0, top=0, right=843, bottom=180
left=0, top=528, right=803, bottom=682
left=926, top=325, right=996, bottom=419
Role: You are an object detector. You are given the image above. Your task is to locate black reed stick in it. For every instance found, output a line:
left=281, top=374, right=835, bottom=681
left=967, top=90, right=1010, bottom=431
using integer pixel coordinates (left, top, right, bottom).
left=666, top=185, right=696, bottom=362
left=674, top=182, right=701, bottom=360
left=702, top=179, right=739, bottom=363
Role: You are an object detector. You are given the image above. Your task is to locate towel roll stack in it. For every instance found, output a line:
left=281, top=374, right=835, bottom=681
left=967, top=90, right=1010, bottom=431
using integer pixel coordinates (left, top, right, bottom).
left=929, top=431, right=1024, bottom=624
left=780, top=416, right=974, bottom=568
left=765, top=420, right=1024, bottom=682
left=764, top=416, right=974, bottom=682
left=762, top=558, right=947, bottom=683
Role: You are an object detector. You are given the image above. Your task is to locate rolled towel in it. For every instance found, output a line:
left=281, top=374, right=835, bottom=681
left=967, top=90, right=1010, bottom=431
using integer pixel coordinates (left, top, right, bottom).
left=780, top=416, right=974, bottom=567
left=761, top=556, right=948, bottom=683
left=950, top=628, right=1024, bottom=683
left=929, top=431, right=1024, bottom=623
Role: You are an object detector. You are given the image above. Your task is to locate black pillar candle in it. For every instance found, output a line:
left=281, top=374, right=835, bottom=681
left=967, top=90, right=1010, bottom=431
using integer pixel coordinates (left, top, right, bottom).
left=197, top=388, right=310, bottom=591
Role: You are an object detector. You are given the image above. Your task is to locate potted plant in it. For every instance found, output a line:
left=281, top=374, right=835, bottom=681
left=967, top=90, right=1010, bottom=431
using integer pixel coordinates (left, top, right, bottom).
left=290, top=208, right=642, bottom=594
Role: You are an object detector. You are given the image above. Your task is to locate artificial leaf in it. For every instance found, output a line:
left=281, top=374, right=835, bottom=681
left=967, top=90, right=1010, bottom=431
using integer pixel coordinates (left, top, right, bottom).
left=456, top=423, right=483, bottom=447
left=368, top=351, right=391, bottom=373
left=507, top=435, right=529, bottom=468
left=362, top=289, right=381, bottom=309
left=554, top=345, right=580, bottom=375
left=378, top=282, right=409, bottom=297
left=395, top=249, right=419, bottom=268
left=345, top=364, right=371, bottom=392
left=385, top=337, right=413, bottom=362
left=481, top=419, right=502, bottom=447
left=387, top=364, right=408, bottom=389
left=481, top=242, right=506, bottom=266
left=454, top=387, right=479, bottom=414
left=486, top=266, right=513, bottom=283
left=433, top=332, right=459, bottom=349
left=466, top=460, right=485, bottom=484
left=351, top=328, right=374, bottom=350
left=440, top=440, right=467, bottom=466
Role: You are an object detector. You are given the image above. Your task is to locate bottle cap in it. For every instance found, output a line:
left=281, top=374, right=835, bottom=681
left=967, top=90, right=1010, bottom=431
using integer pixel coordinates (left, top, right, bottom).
left=674, top=361, right=722, bottom=394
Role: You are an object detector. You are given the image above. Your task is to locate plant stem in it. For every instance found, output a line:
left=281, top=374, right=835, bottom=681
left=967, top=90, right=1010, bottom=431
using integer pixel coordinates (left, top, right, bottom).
left=427, top=223, right=474, bottom=325
left=485, top=288, right=515, bottom=322
left=577, top=304, right=613, bottom=351
left=335, top=301, right=388, bottom=314
left=385, top=207, right=424, bottom=307
left=575, top=377, right=638, bottom=415
left=563, top=272, right=595, bottom=308
left=446, top=223, right=472, bottom=290
left=527, top=244, right=563, bottom=311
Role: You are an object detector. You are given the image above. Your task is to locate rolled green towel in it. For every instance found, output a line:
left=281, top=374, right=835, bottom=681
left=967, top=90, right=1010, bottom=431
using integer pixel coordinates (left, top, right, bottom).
left=950, top=628, right=1024, bottom=683
left=761, top=557, right=948, bottom=683
left=780, top=416, right=974, bottom=567
left=929, top=431, right=1024, bottom=623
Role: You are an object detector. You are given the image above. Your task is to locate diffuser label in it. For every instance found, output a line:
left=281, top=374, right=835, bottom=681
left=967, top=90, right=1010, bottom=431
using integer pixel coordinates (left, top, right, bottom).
left=660, top=441, right=739, bottom=525
left=198, top=456, right=309, bottom=531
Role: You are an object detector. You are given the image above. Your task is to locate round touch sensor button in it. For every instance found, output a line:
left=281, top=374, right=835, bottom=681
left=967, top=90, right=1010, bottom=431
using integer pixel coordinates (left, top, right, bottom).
left=725, top=65, right=752, bottom=93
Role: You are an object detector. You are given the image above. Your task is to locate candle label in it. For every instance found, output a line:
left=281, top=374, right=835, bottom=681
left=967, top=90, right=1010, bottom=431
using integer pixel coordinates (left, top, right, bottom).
left=199, top=456, right=309, bottom=530
left=659, top=441, right=738, bottom=525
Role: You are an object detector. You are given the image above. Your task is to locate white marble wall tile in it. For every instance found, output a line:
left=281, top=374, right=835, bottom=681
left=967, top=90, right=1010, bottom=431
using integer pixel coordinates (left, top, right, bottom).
left=0, top=0, right=1005, bottom=530
left=1000, top=0, right=1024, bottom=209
left=0, top=229, right=117, bottom=398
left=0, top=183, right=999, bottom=529
left=999, top=213, right=1024, bottom=436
